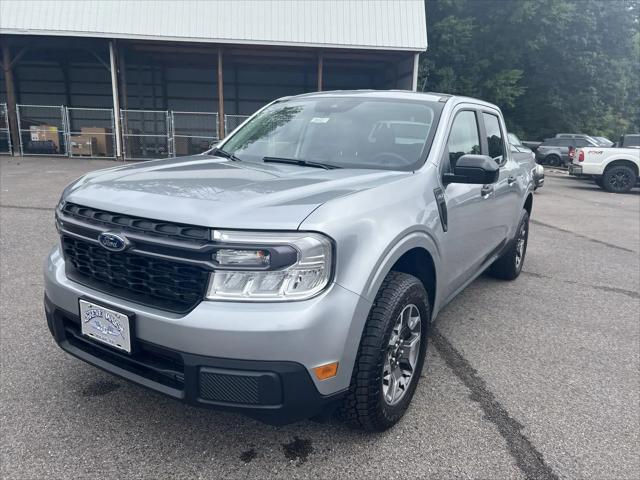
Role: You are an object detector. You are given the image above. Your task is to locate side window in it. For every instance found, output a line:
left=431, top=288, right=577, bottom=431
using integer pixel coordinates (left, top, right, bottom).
left=446, top=111, right=480, bottom=169
left=482, top=113, right=505, bottom=164
left=574, top=139, right=589, bottom=147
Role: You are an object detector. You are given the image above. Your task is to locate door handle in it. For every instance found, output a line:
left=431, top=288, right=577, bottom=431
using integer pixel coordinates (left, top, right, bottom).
left=481, top=185, right=494, bottom=198
left=507, top=175, right=517, bottom=185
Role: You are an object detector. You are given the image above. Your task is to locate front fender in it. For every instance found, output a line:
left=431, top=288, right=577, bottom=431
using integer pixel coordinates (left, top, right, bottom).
left=359, top=229, right=441, bottom=307
left=299, top=171, right=445, bottom=314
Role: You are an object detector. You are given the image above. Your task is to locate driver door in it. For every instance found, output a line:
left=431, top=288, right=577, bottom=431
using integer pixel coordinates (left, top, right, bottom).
left=439, top=109, right=502, bottom=300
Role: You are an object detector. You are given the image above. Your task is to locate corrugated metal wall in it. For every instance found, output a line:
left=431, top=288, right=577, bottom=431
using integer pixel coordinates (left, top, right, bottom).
left=0, top=0, right=426, bottom=51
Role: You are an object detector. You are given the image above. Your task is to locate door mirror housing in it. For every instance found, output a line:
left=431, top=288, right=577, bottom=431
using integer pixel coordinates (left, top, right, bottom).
left=443, top=154, right=499, bottom=185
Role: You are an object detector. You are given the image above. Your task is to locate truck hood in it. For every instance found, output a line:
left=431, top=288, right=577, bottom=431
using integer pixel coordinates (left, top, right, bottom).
left=65, top=155, right=411, bottom=230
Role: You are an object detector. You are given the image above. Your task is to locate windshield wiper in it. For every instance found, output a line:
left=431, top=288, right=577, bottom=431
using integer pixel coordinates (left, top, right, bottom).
left=262, top=156, right=341, bottom=170
left=210, top=148, right=242, bottom=162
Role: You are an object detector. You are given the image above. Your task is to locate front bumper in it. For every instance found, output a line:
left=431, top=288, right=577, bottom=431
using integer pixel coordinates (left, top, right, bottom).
left=45, top=246, right=372, bottom=423
left=45, top=296, right=342, bottom=424
left=568, top=164, right=583, bottom=176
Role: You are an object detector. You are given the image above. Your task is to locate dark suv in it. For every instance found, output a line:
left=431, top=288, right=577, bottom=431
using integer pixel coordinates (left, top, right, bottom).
left=535, top=137, right=599, bottom=167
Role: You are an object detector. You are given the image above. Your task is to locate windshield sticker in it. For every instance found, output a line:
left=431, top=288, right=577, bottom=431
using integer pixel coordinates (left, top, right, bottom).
left=311, top=117, right=330, bottom=123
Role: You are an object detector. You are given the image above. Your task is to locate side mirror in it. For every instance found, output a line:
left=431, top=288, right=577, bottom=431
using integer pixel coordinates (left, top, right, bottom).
left=443, top=154, right=499, bottom=185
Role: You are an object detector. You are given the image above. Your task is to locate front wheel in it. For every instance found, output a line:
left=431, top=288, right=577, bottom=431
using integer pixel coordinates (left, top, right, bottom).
left=338, top=272, right=430, bottom=431
left=488, top=209, right=529, bottom=280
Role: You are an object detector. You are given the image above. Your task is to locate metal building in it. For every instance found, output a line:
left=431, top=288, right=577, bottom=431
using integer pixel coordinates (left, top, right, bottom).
left=0, top=0, right=427, bottom=160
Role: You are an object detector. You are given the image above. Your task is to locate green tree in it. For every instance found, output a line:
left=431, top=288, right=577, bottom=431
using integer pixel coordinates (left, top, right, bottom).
left=421, top=0, right=640, bottom=140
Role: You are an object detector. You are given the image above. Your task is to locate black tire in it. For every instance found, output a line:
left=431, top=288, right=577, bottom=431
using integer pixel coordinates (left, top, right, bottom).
left=337, top=271, right=430, bottom=431
left=545, top=155, right=560, bottom=167
left=488, top=209, right=529, bottom=280
left=602, top=165, right=637, bottom=193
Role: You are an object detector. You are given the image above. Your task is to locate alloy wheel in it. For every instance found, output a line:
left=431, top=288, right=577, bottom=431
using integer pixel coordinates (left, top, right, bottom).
left=608, top=171, right=632, bottom=191
left=515, top=220, right=528, bottom=270
left=382, top=304, right=421, bottom=406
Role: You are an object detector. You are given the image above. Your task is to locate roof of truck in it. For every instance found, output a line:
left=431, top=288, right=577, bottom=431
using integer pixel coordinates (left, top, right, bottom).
left=283, top=90, right=500, bottom=110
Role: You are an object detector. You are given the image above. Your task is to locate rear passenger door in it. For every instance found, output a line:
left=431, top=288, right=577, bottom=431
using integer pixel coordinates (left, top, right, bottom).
left=479, top=110, right=522, bottom=243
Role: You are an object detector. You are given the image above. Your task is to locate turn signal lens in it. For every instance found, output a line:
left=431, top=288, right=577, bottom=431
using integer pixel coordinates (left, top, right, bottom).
left=314, top=362, right=339, bottom=381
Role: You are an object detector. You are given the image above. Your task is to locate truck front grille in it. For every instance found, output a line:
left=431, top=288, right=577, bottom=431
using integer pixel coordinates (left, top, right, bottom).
left=62, top=235, right=209, bottom=313
left=62, top=202, right=209, bottom=242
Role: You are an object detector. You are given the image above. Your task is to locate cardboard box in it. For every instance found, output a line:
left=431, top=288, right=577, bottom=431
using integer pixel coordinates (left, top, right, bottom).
left=174, top=136, right=191, bottom=156
left=70, top=135, right=98, bottom=156
left=29, top=125, right=61, bottom=153
left=80, top=127, right=113, bottom=157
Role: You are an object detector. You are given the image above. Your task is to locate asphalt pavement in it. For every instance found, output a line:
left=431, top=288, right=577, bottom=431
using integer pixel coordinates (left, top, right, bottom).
left=1, top=157, right=638, bottom=479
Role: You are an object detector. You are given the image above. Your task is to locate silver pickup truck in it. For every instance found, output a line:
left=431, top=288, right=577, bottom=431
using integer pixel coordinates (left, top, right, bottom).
left=45, top=91, right=534, bottom=431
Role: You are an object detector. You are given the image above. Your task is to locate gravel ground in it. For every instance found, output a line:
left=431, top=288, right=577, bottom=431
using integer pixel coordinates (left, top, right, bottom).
left=1, top=157, right=638, bottom=479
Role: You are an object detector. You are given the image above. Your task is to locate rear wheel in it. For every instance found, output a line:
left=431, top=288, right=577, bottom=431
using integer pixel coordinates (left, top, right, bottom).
left=602, top=165, right=636, bottom=193
left=338, top=272, right=429, bottom=431
left=488, top=209, right=529, bottom=280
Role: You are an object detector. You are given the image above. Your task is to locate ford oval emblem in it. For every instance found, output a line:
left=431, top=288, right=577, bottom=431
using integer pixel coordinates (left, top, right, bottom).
left=98, top=232, right=129, bottom=252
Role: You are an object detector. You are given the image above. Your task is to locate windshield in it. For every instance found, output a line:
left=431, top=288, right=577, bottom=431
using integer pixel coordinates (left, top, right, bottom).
left=594, top=137, right=613, bottom=146
left=218, top=97, right=443, bottom=171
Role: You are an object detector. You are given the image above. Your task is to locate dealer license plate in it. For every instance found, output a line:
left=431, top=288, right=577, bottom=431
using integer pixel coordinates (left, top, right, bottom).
left=79, top=300, right=131, bottom=353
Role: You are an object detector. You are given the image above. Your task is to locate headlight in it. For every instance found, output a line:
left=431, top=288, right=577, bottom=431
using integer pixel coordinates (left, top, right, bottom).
left=206, top=230, right=333, bottom=301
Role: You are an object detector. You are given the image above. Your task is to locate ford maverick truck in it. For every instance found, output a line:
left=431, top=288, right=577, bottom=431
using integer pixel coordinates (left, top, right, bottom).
left=45, top=91, right=533, bottom=431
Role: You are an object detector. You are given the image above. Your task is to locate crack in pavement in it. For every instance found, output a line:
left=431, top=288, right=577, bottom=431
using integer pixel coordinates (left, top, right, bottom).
left=522, top=271, right=639, bottom=299
left=530, top=219, right=636, bottom=253
left=431, top=328, right=558, bottom=480
left=0, top=204, right=55, bottom=212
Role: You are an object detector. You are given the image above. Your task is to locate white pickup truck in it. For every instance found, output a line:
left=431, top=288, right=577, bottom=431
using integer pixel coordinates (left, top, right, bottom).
left=569, top=146, right=640, bottom=193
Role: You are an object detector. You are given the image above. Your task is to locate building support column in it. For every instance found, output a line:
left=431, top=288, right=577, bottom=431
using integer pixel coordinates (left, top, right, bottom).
left=108, top=40, right=124, bottom=160
left=411, top=53, right=420, bottom=92
left=217, top=47, right=225, bottom=139
left=118, top=48, right=128, bottom=150
left=317, top=51, right=324, bottom=91
left=1, top=44, right=22, bottom=156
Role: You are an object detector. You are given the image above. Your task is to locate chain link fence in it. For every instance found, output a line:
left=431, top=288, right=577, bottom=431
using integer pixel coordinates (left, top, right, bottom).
left=171, top=111, right=219, bottom=156
left=224, top=114, right=251, bottom=136
left=10, top=105, right=257, bottom=160
left=121, top=109, right=172, bottom=160
left=16, top=105, right=68, bottom=156
left=0, top=103, right=11, bottom=155
left=66, top=108, right=117, bottom=158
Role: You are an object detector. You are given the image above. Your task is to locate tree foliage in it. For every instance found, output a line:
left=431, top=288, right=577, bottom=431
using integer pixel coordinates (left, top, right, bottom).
left=421, top=0, right=640, bottom=140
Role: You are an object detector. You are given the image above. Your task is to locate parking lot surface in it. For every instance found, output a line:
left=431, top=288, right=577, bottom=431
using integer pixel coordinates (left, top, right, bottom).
left=1, top=157, right=638, bottom=479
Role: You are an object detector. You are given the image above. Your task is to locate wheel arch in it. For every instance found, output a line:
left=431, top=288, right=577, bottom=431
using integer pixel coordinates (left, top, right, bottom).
left=604, top=159, right=639, bottom=176
left=362, top=231, right=441, bottom=317
left=524, top=192, right=533, bottom=216
left=389, top=248, right=437, bottom=311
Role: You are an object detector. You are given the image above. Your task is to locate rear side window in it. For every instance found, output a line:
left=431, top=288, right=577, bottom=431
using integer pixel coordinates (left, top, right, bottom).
left=574, top=139, right=590, bottom=147
left=446, top=111, right=480, bottom=168
left=624, top=135, right=640, bottom=147
left=545, top=139, right=570, bottom=147
left=482, top=113, right=505, bottom=163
